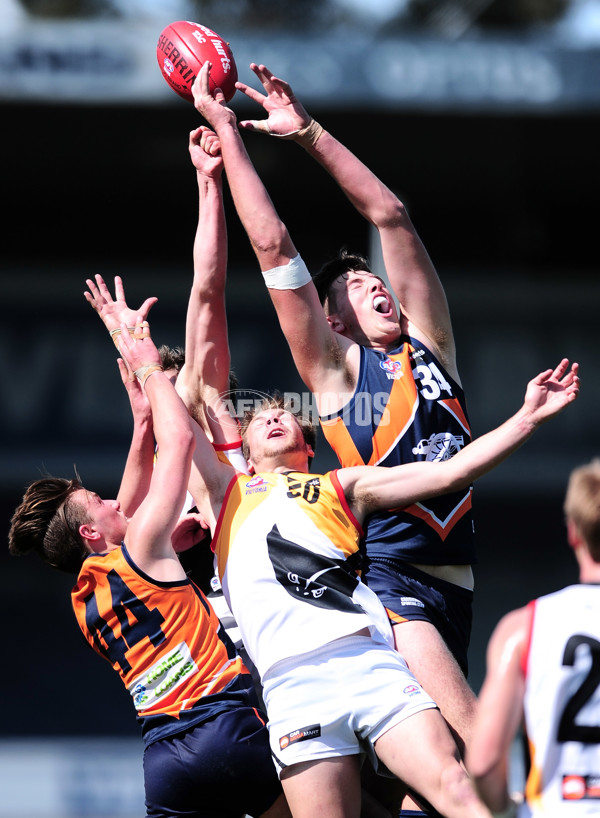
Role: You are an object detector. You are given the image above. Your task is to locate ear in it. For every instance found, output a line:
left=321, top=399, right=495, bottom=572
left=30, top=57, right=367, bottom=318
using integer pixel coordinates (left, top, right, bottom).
left=306, top=443, right=315, bottom=460
left=246, top=458, right=256, bottom=475
left=566, top=519, right=582, bottom=551
left=326, top=313, right=346, bottom=334
left=79, top=523, right=101, bottom=544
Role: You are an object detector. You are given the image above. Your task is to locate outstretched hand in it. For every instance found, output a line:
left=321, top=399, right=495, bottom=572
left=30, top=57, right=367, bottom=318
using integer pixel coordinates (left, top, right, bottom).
left=84, top=274, right=157, bottom=333
left=116, top=315, right=162, bottom=376
left=236, top=63, right=311, bottom=137
left=523, top=359, right=580, bottom=425
left=189, top=125, right=223, bottom=176
left=191, top=61, right=236, bottom=130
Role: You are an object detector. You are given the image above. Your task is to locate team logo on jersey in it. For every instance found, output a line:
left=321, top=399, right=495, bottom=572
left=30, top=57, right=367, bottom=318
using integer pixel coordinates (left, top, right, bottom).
left=266, top=525, right=362, bottom=613
left=245, top=475, right=268, bottom=494
left=412, top=433, right=465, bottom=461
left=379, top=357, right=403, bottom=380
left=279, top=723, right=321, bottom=750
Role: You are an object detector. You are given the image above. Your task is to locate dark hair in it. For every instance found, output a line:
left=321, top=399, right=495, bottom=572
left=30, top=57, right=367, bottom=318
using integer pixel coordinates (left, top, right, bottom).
left=239, top=392, right=316, bottom=464
left=312, top=249, right=372, bottom=309
left=158, top=345, right=238, bottom=395
left=8, top=476, right=90, bottom=574
left=158, top=345, right=185, bottom=373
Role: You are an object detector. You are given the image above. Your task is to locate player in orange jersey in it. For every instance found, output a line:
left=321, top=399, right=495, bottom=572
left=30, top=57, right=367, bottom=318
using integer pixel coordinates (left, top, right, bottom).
left=9, top=302, right=289, bottom=818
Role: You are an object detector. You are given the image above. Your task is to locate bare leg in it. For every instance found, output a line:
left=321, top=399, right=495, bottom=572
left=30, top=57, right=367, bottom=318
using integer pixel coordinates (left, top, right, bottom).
left=280, top=756, right=362, bottom=818
left=366, top=620, right=477, bottom=812
left=374, top=709, right=491, bottom=818
left=360, top=758, right=406, bottom=816
left=393, top=620, right=476, bottom=756
left=260, top=792, right=292, bottom=818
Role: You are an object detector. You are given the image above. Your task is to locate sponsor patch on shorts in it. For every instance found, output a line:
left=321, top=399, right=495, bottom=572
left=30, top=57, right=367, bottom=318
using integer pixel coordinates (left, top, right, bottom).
left=562, top=774, right=600, bottom=800
left=400, top=596, right=424, bottom=608
left=279, top=723, right=321, bottom=750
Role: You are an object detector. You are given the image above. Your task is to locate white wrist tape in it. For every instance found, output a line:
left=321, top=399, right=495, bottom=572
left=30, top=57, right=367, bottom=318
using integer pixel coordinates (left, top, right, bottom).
left=262, top=254, right=311, bottom=290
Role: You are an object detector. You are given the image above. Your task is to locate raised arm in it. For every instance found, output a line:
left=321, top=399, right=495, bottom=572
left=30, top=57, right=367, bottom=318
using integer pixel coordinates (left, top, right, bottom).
left=237, top=63, right=456, bottom=375
left=466, top=606, right=529, bottom=816
left=191, top=63, right=354, bottom=402
left=115, top=316, right=195, bottom=580
left=175, top=126, right=240, bottom=447
left=84, top=275, right=158, bottom=516
left=114, top=357, right=154, bottom=516
left=339, top=359, right=580, bottom=520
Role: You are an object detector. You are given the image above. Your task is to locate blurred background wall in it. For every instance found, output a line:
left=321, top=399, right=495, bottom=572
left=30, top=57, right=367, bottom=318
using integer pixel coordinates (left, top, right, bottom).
left=1, top=0, right=599, bottom=814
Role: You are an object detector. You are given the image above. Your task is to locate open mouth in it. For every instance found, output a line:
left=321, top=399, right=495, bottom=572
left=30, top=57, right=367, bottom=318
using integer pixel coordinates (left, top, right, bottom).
left=267, top=428, right=286, bottom=439
left=373, top=294, right=391, bottom=314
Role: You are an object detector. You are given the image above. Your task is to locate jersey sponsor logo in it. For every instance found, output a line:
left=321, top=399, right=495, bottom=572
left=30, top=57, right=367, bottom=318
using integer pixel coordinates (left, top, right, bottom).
left=562, top=775, right=600, bottom=800
left=379, top=357, right=403, bottom=380
left=128, top=641, right=198, bottom=710
left=410, top=348, right=426, bottom=360
left=412, top=432, right=465, bottom=461
left=245, top=475, right=268, bottom=494
left=279, top=723, right=321, bottom=750
left=403, top=684, right=422, bottom=697
left=400, top=596, right=425, bottom=608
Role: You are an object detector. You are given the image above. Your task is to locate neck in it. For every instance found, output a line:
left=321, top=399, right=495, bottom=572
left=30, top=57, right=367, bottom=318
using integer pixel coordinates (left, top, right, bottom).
left=578, top=565, right=600, bottom=584
left=254, top=454, right=310, bottom=475
left=348, top=328, right=401, bottom=353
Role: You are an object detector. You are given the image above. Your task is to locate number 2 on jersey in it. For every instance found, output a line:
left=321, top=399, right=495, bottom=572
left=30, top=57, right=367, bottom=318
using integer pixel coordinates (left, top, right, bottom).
left=557, top=634, right=600, bottom=743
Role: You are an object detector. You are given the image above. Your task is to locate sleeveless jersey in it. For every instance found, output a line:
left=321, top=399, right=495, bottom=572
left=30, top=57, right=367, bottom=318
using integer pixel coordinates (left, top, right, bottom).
left=521, top=584, right=600, bottom=815
left=211, top=470, right=394, bottom=679
left=320, top=335, right=475, bottom=565
left=71, top=544, right=254, bottom=746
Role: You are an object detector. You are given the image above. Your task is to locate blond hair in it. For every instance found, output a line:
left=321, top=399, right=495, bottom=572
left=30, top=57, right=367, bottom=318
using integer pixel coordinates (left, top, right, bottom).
left=564, top=459, right=600, bottom=561
left=239, top=392, right=316, bottom=463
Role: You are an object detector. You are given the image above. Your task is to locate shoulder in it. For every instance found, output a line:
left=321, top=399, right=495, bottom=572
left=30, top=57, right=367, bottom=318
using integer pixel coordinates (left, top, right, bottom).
left=487, top=605, right=532, bottom=670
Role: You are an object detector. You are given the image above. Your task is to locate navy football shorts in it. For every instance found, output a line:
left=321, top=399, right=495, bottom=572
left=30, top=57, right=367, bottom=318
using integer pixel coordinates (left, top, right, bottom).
left=143, top=706, right=282, bottom=818
left=364, top=559, right=473, bottom=677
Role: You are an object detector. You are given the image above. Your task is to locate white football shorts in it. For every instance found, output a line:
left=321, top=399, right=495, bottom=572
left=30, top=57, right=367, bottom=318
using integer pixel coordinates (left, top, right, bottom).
left=262, top=632, right=437, bottom=776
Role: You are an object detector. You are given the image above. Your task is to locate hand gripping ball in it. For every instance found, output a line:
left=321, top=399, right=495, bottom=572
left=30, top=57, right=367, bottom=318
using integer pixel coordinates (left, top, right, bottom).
left=157, top=21, right=237, bottom=103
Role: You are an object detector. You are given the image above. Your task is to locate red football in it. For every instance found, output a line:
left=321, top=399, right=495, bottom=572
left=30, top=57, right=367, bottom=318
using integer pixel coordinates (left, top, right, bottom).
left=156, top=21, right=237, bottom=103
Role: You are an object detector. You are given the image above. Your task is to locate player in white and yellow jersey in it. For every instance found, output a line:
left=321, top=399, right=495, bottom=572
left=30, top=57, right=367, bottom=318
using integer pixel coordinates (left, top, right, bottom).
left=181, top=356, right=579, bottom=818
left=468, top=460, right=600, bottom=817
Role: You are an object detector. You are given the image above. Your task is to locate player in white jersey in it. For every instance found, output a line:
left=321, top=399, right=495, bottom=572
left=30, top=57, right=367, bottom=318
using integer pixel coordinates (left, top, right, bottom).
left=181, top=356, right=578, bottom=818
left=468, top=459, right=600, bottom=817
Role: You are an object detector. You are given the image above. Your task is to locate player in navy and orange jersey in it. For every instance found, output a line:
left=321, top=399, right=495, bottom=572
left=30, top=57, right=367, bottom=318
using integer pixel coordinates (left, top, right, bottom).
left=8, top=303, right=289, bottom=818
left=192, top=61, right=476, bottom=782
left=174, top=352, right=577, bottom=818
left=468, top=459, right=600, bottom=818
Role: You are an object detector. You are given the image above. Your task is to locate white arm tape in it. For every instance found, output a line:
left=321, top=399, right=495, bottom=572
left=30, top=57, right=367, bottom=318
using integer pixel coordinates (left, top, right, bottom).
left=262, top=254, right=312, bottom=290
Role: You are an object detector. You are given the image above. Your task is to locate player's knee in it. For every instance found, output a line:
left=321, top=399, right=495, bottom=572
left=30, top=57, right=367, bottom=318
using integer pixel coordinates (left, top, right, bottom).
left=438, top=760, right=480, bottom=809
